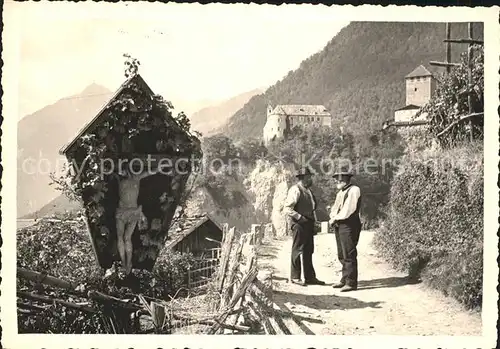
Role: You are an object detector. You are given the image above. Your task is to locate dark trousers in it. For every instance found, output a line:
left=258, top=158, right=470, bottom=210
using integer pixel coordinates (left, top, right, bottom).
left=290, top=221, right=316, bottom=281
left=335, top=220, right=361, bottom=287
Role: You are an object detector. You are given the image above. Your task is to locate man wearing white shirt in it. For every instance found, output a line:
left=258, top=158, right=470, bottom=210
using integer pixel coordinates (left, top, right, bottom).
left=329, top=169, right=362, bottom=292
left=283, top=167, right=325, bottom=286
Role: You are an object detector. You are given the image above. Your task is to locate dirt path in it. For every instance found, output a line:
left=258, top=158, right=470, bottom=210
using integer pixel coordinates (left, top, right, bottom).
left=258, top=231, right=482, bottom=335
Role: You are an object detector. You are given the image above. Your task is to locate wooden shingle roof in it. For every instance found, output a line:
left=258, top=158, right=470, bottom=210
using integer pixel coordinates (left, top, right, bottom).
left=165, top=213, right=222, bottom=249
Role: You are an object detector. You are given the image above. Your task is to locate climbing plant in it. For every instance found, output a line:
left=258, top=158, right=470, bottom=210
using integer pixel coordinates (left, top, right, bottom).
left=417, top=45, right=484, bottom=147
left=123, top=53, right=140, bottom=78
left=51, top=54, right=202, bottom=267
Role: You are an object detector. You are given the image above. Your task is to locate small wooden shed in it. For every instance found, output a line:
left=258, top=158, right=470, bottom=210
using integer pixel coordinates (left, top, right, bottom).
left=165, top=213, right=223, bottom=258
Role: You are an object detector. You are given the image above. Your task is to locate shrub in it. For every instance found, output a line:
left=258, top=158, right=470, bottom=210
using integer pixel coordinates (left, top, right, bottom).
left=17, top=214, right=106, bottom=333
left=17, top=212, right=102, bottom=283
left=373, top=143, right=483, bottom=309
left=17, top=212, right=197, bottom=333
left=354, top=171, right=391, bottom=229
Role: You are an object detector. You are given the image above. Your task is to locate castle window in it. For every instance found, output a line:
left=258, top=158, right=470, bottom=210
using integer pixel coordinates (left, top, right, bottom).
left=414, top=87, right=418, bottom=91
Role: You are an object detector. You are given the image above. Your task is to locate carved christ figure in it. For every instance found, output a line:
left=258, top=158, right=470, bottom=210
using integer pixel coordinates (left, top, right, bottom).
left=115, top=161, right=168, bottom=275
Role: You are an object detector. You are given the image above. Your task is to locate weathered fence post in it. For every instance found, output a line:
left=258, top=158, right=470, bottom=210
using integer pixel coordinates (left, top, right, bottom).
left=250, top=224, right=264, bottom=246
left=467, top=22, right=474, bottom=141
left=264, top=223, right=274, bottom=241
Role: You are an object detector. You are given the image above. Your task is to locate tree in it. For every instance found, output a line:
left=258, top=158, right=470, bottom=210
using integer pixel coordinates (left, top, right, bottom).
left=236, top=138, right=267, bottom=165
left=201, top=134, right=239, bottom=164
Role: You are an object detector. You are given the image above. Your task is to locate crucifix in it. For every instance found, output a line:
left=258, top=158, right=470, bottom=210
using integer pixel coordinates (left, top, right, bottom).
left=114, top=160, right=170, bottom=275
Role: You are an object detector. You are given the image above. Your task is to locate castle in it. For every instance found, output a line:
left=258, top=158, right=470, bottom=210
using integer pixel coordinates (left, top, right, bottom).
left=386, top=64, right=437, bottom=129
left=263, top=65, right=435, bottom=145
left=262, top=104, right=332, bottom=146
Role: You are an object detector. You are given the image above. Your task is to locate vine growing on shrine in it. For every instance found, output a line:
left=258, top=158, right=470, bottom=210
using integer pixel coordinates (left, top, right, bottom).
left=51, top=54, right=202, bottom=239
left=416, top=45, right=484, bottom=146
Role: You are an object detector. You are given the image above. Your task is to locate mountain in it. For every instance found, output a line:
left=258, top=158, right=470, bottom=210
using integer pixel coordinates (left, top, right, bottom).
left=22, top=194, right=82, bottom=219
left=17, top=84, right=113, bottom=217
left=189, top=88, right=264, bottom=137
left=218, top=22, right=484, bottom=142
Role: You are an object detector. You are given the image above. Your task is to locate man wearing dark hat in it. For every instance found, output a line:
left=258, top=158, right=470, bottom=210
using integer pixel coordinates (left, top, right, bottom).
left=283, top=167, right=325, bottom=286
left=329, top=169, right=362, bottom=292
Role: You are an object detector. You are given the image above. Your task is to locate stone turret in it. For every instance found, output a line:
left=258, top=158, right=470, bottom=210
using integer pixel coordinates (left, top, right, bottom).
left=267, top=104, right=273, bottom=117
left=405, top=65, right=436, bottom=107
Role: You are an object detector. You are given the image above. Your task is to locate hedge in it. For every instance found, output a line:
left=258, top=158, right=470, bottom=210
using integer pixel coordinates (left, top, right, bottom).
left=373, top=143, right=483, bottom=309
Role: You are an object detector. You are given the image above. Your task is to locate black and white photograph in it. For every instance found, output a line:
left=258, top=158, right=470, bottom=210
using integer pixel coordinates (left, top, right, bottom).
left=1, top=2, right=498, bottom=348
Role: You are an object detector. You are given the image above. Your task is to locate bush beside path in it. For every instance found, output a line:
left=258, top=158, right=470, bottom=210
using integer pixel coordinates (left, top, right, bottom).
left=258, top=231, right=482, bottom=336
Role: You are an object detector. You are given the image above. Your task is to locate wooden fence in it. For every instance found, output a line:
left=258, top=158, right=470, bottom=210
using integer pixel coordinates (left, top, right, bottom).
left=17, top=225, right=319, bottom=334
left=184, top=247, right=222, bottom=290
left=203, top=247, right=222, bottom=260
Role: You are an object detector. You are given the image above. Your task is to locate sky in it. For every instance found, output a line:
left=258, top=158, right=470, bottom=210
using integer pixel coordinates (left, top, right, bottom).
left=6, top=2, right=349, bottom=118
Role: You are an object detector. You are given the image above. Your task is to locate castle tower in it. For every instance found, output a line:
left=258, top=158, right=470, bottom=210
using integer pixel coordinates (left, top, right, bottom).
left=404, top=65, right=436, bottom=107
left=267, top=104, right=273, bottom=117
left=263, top=105, right=286, bottom=146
